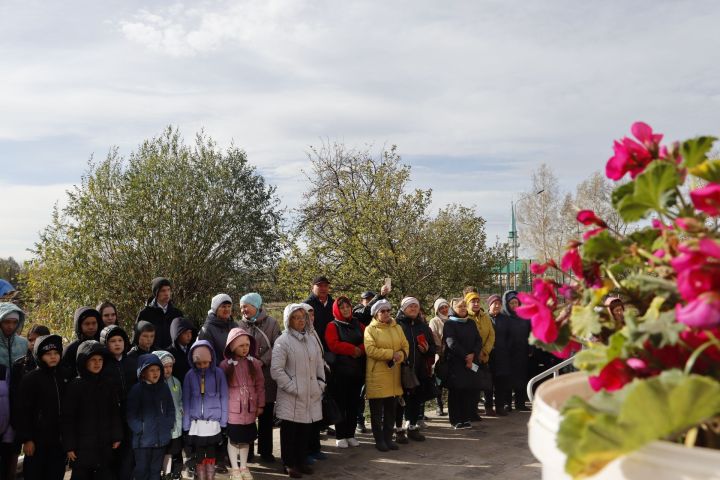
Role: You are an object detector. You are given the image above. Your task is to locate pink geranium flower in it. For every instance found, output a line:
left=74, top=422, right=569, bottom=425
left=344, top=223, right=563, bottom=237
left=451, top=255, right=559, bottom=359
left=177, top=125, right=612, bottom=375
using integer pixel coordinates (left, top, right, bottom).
left=588, top=358, right=635, bottom=392
left=605, top=122, right=663, bottom=180
left=675, top=292, right=720, bottom=329
left=561, top=247, right=584, bottom=279
left=577, top=210, right=608, bottom=228
left=552, top=340, right=582, bottom=359
left=516, top=279, right=560, bottom=343
left=690, top=183, right=720, bottom=216
left=530, top=262, right=548, bottom=275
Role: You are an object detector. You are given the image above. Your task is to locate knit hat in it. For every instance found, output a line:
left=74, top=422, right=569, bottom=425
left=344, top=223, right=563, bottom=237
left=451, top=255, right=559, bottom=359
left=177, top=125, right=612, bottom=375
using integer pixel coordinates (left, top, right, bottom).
left=371, top=299, right=392, bottom=317
left=433, top=298, right=449, bottom=312
left=400, top=296, right=420, bottom=312
left=210, top=293, right=232, bottom=314
left=464, top=291, right=481, bottom=304
left=192, top=345, right=213, bottom=364
left=487, top=294, right=502, bottom=308
left=152, top=350, right=175, bottom=366
left=151, top=277, right=172, bottom=298
left=240, top=292, right=262, bottom=310
left=35, top=334, right=63, bottom=355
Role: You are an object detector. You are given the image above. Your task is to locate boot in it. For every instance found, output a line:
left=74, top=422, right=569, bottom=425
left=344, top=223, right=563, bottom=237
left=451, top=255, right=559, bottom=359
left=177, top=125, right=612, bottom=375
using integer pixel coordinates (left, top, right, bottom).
left=407, top=427, right=426, bottom=442
left=394, top=428, right=408, bottom=444
left=384, top=432, right=399, bottom=451
left=436, top=404, right=447, bottom=416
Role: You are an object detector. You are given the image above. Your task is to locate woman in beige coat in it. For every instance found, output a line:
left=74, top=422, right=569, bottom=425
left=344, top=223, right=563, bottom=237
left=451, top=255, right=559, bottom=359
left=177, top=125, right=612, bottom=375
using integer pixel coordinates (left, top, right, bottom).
left=270, top=304, right=325, bottom=478
left=364, top=299, right=409, bottom=452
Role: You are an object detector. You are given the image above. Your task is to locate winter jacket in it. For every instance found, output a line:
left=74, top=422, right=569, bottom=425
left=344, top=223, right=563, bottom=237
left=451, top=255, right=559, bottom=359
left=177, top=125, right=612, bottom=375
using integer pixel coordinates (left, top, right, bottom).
left=493, top=290, right=530, bottom=380
left=270, top=305, right=325, bottom=424
left=468, top=308, right=496, bottom=364
left=325, top=300, right=366, bottom=379
left=62, top=341, right=123, bottom=469
left=62, top=306, right=101, bottom=376
left=16, top=335, right=69, bottom=447
left=136, top=298, right=183, bottom=351
left=167, top=317, right=197, bottom=383
left=0, top=302, right=29, bottom=369
left=126, top=354, right=175, bottom=449
left=303, top=293, right=334, bottom=348
left=237, top=308, right=280, bottom=403
left=219, top=328, right=266, bottom=426
left=182, top=340, right=228, bottom=431
left=364, top=318, right=409, bottom=399
left=198, top=312, right=238, bottom=366
left=0, top=366, right=9, bottom=439
left=352, top=294, right=387, bottom=327
left=100, top=325, right=137, bottom=412
left=442, top=316, right=482, bottom=390
left=166, top=375, right=183, bottom=439
left=396, top=311, right=436, bottom=379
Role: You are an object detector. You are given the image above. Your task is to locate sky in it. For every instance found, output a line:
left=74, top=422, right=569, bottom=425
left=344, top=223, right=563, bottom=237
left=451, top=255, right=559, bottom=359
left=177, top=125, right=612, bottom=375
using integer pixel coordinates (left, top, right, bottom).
left=2, top=0, right=720, bottom=263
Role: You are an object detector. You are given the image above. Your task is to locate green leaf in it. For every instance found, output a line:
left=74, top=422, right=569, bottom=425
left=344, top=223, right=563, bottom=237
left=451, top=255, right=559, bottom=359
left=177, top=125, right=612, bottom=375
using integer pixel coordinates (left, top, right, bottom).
left=626, top=227, right=660, bottom=250
left=570, top=304, right=602, bottom=339
left=632, top=161, right=680, bottom=212
left=582, top=230, right=623, bottom=262
left=611, top=182, right=635, bottom=210
left=689, top=159, right=720, bottom=182
left=681, top=136, right=718, bottom=168
left=573, top=345, right=609, bottom=374
left=558, top=370, right=720, bottom=479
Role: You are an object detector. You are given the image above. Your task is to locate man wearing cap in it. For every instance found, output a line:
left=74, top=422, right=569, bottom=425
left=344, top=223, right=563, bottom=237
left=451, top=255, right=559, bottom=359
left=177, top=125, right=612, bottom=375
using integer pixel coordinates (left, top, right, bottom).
left=136, top=277, right=183, bottom=350
left=352, top=283, right=391, bottom=327
left=303, top=276, right=334, bottom=348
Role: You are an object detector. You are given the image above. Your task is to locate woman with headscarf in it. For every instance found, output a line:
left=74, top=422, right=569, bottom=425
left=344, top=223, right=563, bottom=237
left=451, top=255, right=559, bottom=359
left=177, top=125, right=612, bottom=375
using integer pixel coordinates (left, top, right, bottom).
left=271, top=304, right=325, bottom=478
left=497, top=290, right=531, bottom=412
left=364, top=299, right=408, bottom=452
left=428, top=298, right=449, bottom=416
left=442, top=298, right=482, bottom=429
left=393, top=297, right=435, bottom=442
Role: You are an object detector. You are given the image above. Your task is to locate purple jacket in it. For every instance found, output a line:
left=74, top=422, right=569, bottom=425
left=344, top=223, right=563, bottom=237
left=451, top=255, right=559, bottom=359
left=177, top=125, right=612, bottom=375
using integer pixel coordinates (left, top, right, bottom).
left=182, top=340, right=228, bottom=431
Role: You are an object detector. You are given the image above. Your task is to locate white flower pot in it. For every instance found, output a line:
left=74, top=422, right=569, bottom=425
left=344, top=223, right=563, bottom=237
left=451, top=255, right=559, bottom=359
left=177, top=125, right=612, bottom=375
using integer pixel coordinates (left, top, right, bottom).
left=528, top=372, right=720, bottom=479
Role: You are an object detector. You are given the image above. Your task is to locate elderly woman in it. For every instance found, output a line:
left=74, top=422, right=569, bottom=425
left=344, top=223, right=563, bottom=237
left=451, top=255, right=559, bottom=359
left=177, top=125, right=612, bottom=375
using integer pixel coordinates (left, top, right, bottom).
left=364, top=299, right=409, bottom=452
left=271, top=304, right=325, bottom=479
left=428, top=298, right=449, bottom=416
left=497, top=290, right=531, bottom=412
left=442, top=298, right=482, bottom=429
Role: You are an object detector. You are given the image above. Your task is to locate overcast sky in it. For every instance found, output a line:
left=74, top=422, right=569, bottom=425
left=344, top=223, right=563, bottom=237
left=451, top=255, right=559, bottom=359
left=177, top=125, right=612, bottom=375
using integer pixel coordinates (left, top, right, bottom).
left=2, top=0, right=720, bottom=263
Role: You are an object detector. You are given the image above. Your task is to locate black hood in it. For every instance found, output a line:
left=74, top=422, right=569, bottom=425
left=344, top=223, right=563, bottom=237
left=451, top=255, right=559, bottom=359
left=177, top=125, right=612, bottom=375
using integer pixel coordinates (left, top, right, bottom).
left=33, top=334, right=63, bottom=367
left=132, top=320, right=155, bottom=346
left=73, top=306, right=101, bottom=341
left=501, top=290, right=520, bottom=317
left=170, top=317, right=197, bottom=347
left=100, top=325, right=130, bottom=353
left=75, top=340, right=108, bottom=378
left=396, top=309, right=421, bottom=325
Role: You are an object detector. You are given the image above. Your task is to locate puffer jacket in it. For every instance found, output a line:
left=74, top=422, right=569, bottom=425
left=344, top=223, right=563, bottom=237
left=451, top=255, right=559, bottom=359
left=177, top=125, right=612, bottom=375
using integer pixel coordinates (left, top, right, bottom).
left=126, top=354, right=175, bottom=448
left=182, top=340, right=228, bottom=431
left=237, top=308, right=280, bottom=403
left=468, top=308, right=495, bottom=364
left=270, top=304, right=325, bottom=424
left=0, top=303, right=29, bottom=369
left=219, top=328, right=265, bottom=426
left=198, top=312, right=238, bottom=366
left=364, top=318, right=409, bottom=399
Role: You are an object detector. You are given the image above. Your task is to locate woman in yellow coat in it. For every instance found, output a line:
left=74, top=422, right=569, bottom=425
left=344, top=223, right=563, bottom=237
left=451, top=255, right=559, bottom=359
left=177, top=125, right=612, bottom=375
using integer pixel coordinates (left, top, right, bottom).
left=465, top=291, right=496, bottom=416
left=364, top=299, right=409, bottom=452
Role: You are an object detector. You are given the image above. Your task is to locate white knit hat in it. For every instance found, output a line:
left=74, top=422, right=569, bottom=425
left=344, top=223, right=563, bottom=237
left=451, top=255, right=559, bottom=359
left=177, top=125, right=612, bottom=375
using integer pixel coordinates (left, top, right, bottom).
left=370, top=299, right=392, bottom=317
left=210, top=293, right=232, bottom=314
left=400, top=296, right=420, bottom=312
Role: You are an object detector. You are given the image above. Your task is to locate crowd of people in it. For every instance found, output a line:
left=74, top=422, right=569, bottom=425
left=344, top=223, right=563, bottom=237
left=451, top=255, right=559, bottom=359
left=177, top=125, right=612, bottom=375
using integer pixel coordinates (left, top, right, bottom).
left=0, top=275, right=554, bottom=480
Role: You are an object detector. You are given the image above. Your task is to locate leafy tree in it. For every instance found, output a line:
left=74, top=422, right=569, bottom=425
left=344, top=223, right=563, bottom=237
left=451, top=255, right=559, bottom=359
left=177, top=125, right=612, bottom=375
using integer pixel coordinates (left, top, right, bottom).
left=277, top=141, right=505, bottom=306
left=0, top=257, right=21, bottom=286
left=22, top=127, right=282, bottom=338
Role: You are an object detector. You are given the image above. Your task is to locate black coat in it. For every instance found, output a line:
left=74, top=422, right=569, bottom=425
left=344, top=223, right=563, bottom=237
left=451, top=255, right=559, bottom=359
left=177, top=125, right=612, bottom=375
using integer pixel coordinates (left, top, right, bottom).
left=166, top=317, right=197, bottom=383
left=494, top=291, right=531, bottom=383
left=442, top=317, right=483, bottom=390
left=396, top=311, right=436, bottom=379
left=62, top=341, right=123, bottom=469
left=62, top=307, right=102, bottom=377
left=351, top=295, right=386, bottom=327
left=99, top=325, right=136, bottom=412
left=304, top=293, right=334, bottom=348
left=136, top=299, right=183, bottom=351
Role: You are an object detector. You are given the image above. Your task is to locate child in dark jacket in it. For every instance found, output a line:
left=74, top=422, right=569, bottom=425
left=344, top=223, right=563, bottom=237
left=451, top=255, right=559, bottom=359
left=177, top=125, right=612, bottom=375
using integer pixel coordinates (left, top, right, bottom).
left=62, top=340, right=123, bottom=480
left=127, top=354, right=175, bottom=480
left=17, top=334, right=68, bottom=480
left=166, top=317, right=197, bottom=384
left=183, top=340, right=228, bottom=480
left=152, top=350, right=184, bottom=479
left=100, top=324, right=137, bottom=480
left=62, top=307, right=101, bottom=376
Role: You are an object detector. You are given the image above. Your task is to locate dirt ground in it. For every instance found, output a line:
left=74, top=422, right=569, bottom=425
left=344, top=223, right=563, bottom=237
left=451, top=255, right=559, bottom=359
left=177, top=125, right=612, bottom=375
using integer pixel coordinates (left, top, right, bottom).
left=241, top=408, right=540, bottom=480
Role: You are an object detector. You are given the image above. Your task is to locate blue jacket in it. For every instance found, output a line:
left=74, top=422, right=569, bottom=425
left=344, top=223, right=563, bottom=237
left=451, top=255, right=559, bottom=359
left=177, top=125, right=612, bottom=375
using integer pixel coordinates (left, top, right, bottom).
left=182, top=340, right=228, bottom=431
left=0, top=303, right=28, bottom=369
left=126, top=354, right=175, bottom=448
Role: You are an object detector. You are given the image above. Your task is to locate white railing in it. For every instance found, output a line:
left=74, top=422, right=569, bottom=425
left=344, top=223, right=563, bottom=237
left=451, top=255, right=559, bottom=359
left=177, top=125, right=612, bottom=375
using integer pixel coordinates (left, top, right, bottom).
left=526, top=355, right=576, bottom=402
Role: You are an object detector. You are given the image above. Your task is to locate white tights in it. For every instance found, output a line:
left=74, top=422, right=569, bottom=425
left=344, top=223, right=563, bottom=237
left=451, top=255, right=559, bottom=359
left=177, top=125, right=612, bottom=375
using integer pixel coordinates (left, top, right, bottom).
left=227, top=441, right=250, bottom=469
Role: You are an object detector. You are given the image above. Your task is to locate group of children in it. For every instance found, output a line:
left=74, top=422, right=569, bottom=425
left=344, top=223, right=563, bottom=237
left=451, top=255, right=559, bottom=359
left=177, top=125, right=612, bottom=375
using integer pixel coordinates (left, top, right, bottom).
left=0, top=301, right=265, bottom=480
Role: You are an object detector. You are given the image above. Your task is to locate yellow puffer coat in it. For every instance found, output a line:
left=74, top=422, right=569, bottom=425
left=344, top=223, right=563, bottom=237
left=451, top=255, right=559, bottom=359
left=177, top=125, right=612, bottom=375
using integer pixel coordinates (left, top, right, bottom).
left=364, top=318, right=409, bottom=399
left=469, top=309, right=495, bottom=364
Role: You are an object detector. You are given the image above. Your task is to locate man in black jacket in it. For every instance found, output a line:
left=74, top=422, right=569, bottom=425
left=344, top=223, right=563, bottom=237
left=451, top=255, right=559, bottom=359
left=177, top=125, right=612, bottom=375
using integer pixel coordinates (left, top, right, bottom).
left=303, top=276, right=334, bottom=348
left=136, top=277, right=183, bottom=350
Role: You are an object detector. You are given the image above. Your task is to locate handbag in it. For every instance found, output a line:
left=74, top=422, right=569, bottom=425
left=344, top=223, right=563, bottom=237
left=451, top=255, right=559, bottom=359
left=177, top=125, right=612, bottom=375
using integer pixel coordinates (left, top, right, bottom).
left=434, top=355, right=449, bottom=384
left=401, top=362, right=420, bottom=390
left=321, top=393, right=344, bottom=425
left=415, top=375, right=439, bottom=402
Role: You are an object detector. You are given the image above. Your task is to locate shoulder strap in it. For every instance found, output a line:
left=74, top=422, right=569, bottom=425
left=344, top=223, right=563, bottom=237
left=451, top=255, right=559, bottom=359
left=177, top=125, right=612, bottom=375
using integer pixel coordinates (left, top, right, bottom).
left=252, top=325, right=272, bottom=354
